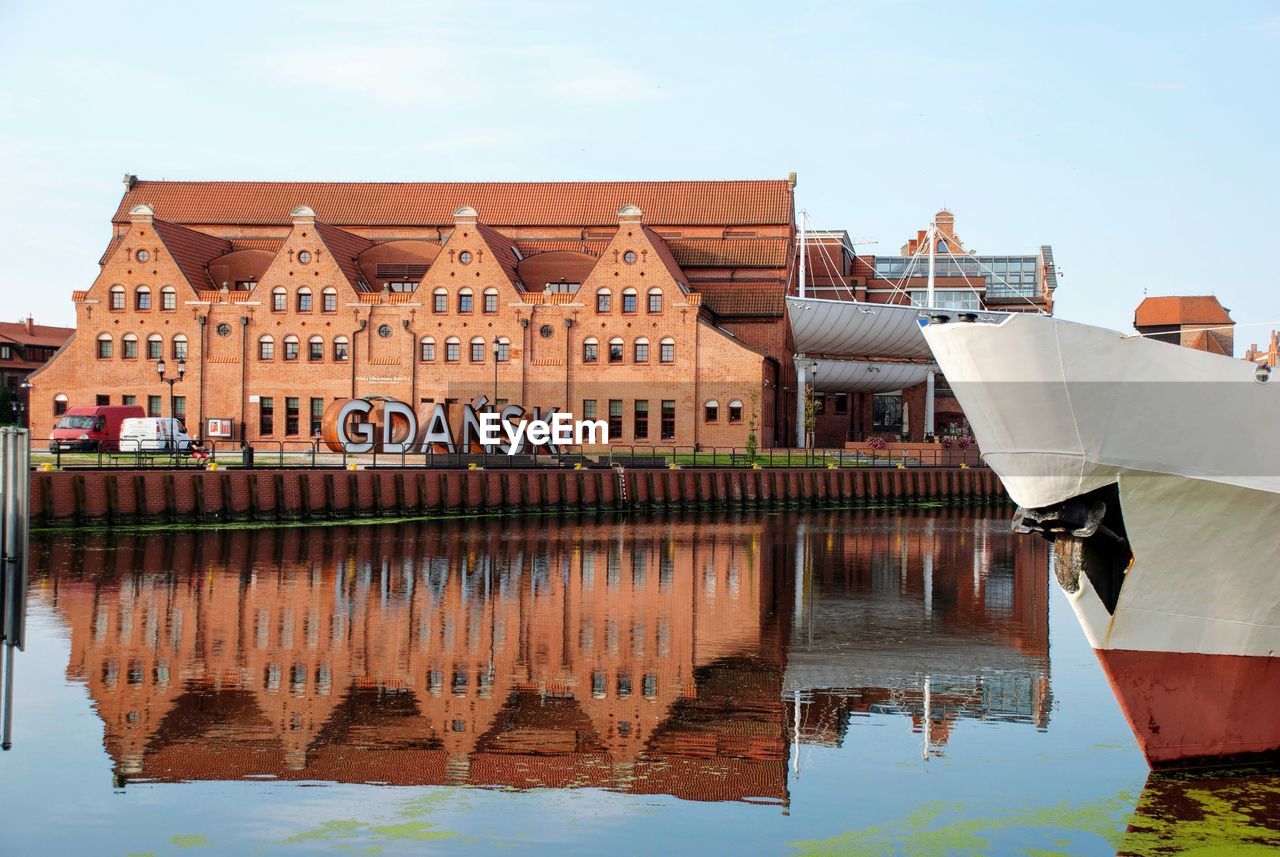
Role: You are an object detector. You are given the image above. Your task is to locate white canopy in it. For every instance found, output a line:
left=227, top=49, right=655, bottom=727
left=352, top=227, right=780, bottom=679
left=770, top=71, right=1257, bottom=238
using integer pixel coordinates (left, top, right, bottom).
left=787, top=296, right=934, bottom=359
left=810, top=358, right=934, bottom=394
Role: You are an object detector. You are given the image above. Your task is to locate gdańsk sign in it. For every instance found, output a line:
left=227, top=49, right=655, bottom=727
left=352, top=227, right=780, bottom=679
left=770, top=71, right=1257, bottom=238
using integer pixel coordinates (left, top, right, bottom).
left=321, top=396, right=607, bottom=455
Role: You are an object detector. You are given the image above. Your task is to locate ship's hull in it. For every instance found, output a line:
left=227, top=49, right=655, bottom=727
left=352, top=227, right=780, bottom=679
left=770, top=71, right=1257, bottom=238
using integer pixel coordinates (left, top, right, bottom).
left=922, top=313, right=1280, bottom=768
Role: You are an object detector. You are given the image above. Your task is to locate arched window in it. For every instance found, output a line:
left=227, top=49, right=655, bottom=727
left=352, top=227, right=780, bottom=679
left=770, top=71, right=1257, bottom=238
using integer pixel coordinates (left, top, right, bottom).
left=135, top=286, right=151, bottom=311
left=297, top=287, right=313, bottom=312
left=322, top=287, right=338, bottom=313
left=659, top=337, right=675, bottom=364
left=495, top=336, right=510, bottom=362
left=172, top=333, right=188, bottom=359
left=608, top=337, right=624, bottom=363
left=96, top=333, right=113, bottom=358
left=308, top=335, right=324, bottom=361
left=160, top=285, right=177, bottom=311
left=458, top=288, right=474, bottom=314
left=109, top=285, right=125, bottom=310
left=634, top=337, right=650, bottom=362
left=445, top=336, right=460, bottom=362
left=259, top=335, right=275, bottom=360
left=146, top=333, right=163, bottom=360
left=483, top=287, right=499, bottom=313
left=704, top=400, right=719, bottom=423
left=728, top=399, right=744, bottom=423
left=470, top=336, right=485, bottom=362
left=622, top=287, right=637, bottom=314
left=582, top=337, right=599, bottom=363
left=937, top=239, right=949, bottom=253
left=272, top=287, right=287, bottom=312
left=333, top=336, right=349, bottom=361
left=647, top=288, right=663, bottom=313
left=121, top=333, right=138, bottom=359
left=420, top=336, right=436, bottom=361
left=283, top=334, right=299, bottom=361
left=54, top=393, right=69, bottom=416
left=595, top=288, right=611, bottom=313
left=433, top=288, right=448, bottom=314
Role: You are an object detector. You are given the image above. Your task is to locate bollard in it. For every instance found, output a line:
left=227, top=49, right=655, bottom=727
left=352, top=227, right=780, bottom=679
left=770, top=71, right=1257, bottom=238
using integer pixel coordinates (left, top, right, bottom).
left=1, top=428, right=31, bottom=751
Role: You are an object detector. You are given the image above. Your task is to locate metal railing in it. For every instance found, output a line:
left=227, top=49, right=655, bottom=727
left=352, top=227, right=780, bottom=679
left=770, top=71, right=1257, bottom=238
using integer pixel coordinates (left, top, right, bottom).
left=28, top=439, right=986, bottom=471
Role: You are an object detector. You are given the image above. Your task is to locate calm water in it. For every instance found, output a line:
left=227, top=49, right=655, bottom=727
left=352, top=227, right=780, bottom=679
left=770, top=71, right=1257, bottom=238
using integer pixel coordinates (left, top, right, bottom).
left=3, top=509, right=1279, bottom=856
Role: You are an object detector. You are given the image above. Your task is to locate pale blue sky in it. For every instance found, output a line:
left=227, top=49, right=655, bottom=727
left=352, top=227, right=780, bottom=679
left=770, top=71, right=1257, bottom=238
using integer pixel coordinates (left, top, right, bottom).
left=2, top=0, right=1276, bottom=349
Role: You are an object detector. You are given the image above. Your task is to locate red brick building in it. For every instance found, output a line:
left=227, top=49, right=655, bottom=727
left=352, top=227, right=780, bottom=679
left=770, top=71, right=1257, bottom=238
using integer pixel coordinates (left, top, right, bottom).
left=1134, top=295, right=1234, bottom=355
left=0, top=316, right=73, bottom=427
left=1245, top=331, right=1278, bottom=368
left=31, top=177, right=803, bottom=450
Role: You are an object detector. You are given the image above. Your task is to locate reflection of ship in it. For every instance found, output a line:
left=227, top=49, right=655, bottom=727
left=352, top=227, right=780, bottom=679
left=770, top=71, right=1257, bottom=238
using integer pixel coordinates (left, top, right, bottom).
left=784, top=513, right=1050, bottom=757
left=923, top=313, right=1280, bottom=768
left=31, top=508, right=1049, bottom=802
left=1118, top=768, right=1280, bottom=854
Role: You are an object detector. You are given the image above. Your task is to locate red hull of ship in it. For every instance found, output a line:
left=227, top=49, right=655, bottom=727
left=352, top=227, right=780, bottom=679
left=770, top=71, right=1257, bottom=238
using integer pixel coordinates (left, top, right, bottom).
left=1096, top=648, right=1280, bottom=768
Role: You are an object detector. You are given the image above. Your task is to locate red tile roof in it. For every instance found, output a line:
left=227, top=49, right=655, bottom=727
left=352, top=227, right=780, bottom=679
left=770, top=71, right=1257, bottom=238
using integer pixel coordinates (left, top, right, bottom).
left=475, top=223, right=524, bottom=289
left=113, top=180, right=795, bottom=228
left=692, top=282, right=787, bottom=317
left=1134, top=295, right=1233, bottom=328
left=514, top=239, right=608, bottom=257
left=0, top=319, right=74, bottom=348
left=668, top=238, right=789, bottom=268
left=642, top=226, right=690, bottom=292
left=314, top=221, right=375, bottom=290
left=152, top=220, right=232, bottom=291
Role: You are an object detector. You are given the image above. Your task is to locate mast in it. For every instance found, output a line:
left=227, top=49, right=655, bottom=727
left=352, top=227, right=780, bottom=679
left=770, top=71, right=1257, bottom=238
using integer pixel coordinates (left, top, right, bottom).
left=925, top=220, right=936, bottom=309
left=797, top=210, right=808, bottom=299
left=924, top=219, right=937, bottom=437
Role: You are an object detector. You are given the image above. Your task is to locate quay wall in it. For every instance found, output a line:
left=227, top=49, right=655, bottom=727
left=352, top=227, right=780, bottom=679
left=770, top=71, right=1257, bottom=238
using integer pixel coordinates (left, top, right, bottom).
left=28, top=466, right=1007, bottom=528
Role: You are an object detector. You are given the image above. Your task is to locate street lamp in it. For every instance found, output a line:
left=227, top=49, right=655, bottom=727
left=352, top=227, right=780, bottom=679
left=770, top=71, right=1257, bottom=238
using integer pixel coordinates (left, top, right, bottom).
left=492, top=336, right=502, bottom=405
left=156, top=357, right=186, bottom=420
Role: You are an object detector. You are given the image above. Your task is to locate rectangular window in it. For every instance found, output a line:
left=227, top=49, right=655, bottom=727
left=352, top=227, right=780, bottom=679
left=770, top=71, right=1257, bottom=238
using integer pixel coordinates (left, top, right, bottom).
left=433, top=293, right=447, bottom=313
left=298, top=292, right=312, bottom=312
left=834, top=393, right=849, bottom=415
left=310, top=398, right=324, bottom=436
left=284, top=339, right=299, bottom=361
left=123, top=338, right=138, bottom=359
left=147, top=395, right=162, bottom=417
left=147, top=338, right=162, bottom=360
left=660, top=341, right=674, bottom=363
left=583, top=341, right=598, bottom=363
left=309, top=339, right=323, bottom=361
left=728, top=400, right=743, bottom=423
left=420, top=340, right=435, bottom=361
left=260, top=339, right=274, bottom=360
left=596, top=292, right=611, bottom=313
left=272, top=291, right=286, bottom=312
left=122, top=395, right=136, bottom=406
left=259, top=397, right=274, bottom=436
left=136, top=290, right=151, bottom=310
left=814, top=392, right=826, bottom=416
left=608, top=341, right=623, bottom=363
left=445, top=341, right=460, bottom=362
left=660, top=400, right=676, bottom=440
left=582, top=399, right=597, bottom=421
left=323, top=291, right=337, bottom=312
left=97, top=338, right=112, bottom=358
left=173, top=396, right=186, bottom=420
left=162, top=290, right=176, bottom=310
left=110, top=290, right=125, bottom=310
left=470, top=341, right=484, bottom=362
left=333, top=339, right=349, bottom=361
left=622, top=293, right=637, bottom=314
left=633, top=400, right=648, bottom=440
left=634, top=341, right=649, bottom=362
left=0, top=345, right=10, bottom=360
left=385, top=281, right=417, bottom=293
left=608, top=399, right=623, bottom=439
left=285, top=397, right=300, bottom=436
left=459, top=293, right=473, bottom=313
left=173, top=338, right=188, bottom=359
left=484, top=292, right=498, bottom=313
left=648, top=292, right=662, bottom=313
left=496, top=340, right=510, bottom=362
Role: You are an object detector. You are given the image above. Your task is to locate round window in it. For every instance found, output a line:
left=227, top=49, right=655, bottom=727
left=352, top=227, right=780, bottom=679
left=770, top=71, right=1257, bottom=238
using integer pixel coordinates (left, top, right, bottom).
left=216, top=323, right=232, bottom=337
left=539, top=324, right=553, bottom=339
left=459, top=251, right=473, bottom=265
left=623, top=250, right=637, bottom=264
left=136, top=249, right=150, bottom=262
left=297, top=250, right=311, bottom=264
left=377, top=324, right=392, bottom=339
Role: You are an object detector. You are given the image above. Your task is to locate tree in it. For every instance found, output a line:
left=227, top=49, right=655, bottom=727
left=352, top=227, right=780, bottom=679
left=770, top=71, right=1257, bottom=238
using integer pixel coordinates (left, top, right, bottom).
left=745, top=390, right=760, bottom=461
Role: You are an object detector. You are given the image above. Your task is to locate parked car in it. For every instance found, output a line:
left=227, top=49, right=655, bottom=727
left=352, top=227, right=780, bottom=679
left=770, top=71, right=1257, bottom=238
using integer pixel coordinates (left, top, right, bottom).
left=49, top=405, right=145, bottom=452
left=119, top=417, right=193, bottom=453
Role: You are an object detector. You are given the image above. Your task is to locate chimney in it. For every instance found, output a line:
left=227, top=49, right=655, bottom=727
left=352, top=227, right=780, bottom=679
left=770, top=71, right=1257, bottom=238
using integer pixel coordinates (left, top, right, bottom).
left=23, top=316, right=33, bottom=335
left=787, top=171, right=797, bottom=188
left=122, top=173, right=137, bottom=190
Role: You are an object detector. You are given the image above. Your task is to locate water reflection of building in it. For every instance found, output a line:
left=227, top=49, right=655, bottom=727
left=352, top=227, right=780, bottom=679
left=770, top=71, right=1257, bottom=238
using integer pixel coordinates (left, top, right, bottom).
left=31, top=508, right=1049, bottom=803
left=783, top=511, right=1050, bottom=759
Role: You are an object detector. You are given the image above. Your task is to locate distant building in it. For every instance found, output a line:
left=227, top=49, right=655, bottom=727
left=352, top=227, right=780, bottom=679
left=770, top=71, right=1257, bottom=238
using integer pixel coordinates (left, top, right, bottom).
left=1133, top=295, right=1234, bottom=355
left=0, top=316, right=73, bottom=427
left=1245, top=331, right=1278, bottom=368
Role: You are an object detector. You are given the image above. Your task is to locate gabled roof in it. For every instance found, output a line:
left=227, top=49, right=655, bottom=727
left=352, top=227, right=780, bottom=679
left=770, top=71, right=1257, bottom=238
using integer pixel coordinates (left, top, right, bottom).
left=0, top=320, right=73, bottom=348
left=1134, top=295, right=1233, bottom=328
left=641, top=227, right=690, bottom=293
left=152, top=220, right=232, bottom=291
left=475, top=223, right=524, bottom=290
left=314, top=221, right=375, bottom=291
left=113, top=180, right=795, bottom=228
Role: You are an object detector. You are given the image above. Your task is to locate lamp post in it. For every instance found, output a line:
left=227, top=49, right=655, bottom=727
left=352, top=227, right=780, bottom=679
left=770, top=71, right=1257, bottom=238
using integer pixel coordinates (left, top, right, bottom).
left=16, top=381, right=31, bottom=428
left=492, top=337, right=501, bottom=405
left=156, top=357, right=186, bottom=421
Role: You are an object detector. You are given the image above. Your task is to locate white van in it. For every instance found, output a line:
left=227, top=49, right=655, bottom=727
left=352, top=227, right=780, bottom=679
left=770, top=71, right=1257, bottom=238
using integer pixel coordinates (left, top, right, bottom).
left=119, top=417, right=193, bottom=453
